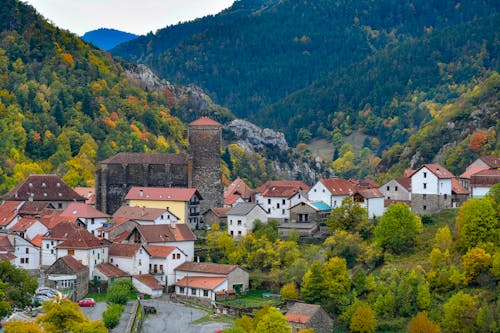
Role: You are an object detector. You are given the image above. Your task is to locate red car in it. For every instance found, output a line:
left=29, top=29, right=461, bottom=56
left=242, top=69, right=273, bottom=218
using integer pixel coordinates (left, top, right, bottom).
left=77, top=298, right=96, bottom=307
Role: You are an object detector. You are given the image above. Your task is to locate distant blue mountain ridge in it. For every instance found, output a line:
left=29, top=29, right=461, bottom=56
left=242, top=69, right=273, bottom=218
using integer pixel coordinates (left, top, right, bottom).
left=82, top=28, right=138, bottom=51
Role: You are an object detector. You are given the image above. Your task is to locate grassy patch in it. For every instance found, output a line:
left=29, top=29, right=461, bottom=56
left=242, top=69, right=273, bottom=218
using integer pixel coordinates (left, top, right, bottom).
left=192, top=313, right=234, bottom=325
left=84, top=292, right=107, bottom=303
left=217, top=290, right=281, bottom=308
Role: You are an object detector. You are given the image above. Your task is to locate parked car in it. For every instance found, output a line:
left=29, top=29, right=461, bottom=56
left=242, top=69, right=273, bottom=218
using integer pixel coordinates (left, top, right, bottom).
left=77, top=298, right=95, bottom=307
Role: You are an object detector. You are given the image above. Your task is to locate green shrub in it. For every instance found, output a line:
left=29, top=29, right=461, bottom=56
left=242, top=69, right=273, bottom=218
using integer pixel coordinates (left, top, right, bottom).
left=107, top=279, right=133, bottom=305
left=103, top=303, right=124, bottom=329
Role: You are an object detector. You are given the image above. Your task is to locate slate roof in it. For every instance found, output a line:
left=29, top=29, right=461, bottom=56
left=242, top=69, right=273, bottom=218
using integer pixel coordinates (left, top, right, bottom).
left=0, top=201, right=22, bottom=227
left=135, top=224, right=196, bottom=243
left=109, top=243, right=142, bottom=257
left=227, top=203, right=265, bottom=216
left=175, top=276, right=226, bottom=290
left=2, top=174, right=85, bottom=202
left=146, top=245, right=177, bottom=258
left=60, top=203, right=109, bottom=219
left=133, top=274, right=163, bottom=290
left=100, top=152, right=189, bottom=165
left=319, top=178, right=357, bottom=196
left=125, top=187, right=202, bottom=202
left=59, top=255, right=87, bottom=273
left=285, top=302, right=322, bottom=324
left=189, top=117, right=222, bottom=127
left=175, top=261, right=239, bottom=275
left=113, top=206, right=177, bottom=222
left=95, top=263, right=130, bottom=278
left=480, top=155, right=500, bottom=168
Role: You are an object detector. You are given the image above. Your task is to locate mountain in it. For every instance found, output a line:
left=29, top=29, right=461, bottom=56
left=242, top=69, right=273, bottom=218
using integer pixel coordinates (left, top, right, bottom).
left=81, top=28, right=138, bottom=51
left=110, top=0, right=499, bottom=149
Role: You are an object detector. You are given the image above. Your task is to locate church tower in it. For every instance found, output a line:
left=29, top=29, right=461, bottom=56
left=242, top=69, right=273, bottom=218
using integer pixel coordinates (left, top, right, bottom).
left=188, top=117, right=223, bottom=212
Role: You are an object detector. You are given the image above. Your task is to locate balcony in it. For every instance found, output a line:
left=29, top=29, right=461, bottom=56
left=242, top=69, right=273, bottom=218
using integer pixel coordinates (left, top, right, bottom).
left=149, top=269, right=164, bottom=275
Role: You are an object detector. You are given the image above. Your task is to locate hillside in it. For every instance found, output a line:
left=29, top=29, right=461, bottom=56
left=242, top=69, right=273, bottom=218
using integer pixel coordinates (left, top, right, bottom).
left=81, top=28, right=138, bottom=51
left=110, top=0, right=499, bottom=148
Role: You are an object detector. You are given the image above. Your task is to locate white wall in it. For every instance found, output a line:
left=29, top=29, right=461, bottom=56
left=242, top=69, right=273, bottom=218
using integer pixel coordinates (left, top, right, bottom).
left=13, top=237, right=40, bottom=270
left=227, top=207, right=268, bottom=238
left=41, top=239, right=60, bottom=267
left=411, top=168, right=452, bottom=195
left=175, top=280, right=228, bottom=301
left=109, top=248, right=150, bottom=276
left=57, top=247, right=107, bottom=279
left=132, top=278, right=163, bottom=298
left=472, top=186, right=491, bottom=198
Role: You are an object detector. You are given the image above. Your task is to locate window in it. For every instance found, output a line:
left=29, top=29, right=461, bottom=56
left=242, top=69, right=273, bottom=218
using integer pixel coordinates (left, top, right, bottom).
left=51, top=241, right=54, bottom=246
left=139, top=249, right=142, bottom=254
left=68, top=249, right=74, bottom=255
left=25, top=258, right=29, bottom=264
left=20, top=258, right=24, bottom=264
left=314, top=189, right=317, bottom=192
left=46, top=244, right=49, bottom=249
left=423, top=172, right=427, bottom=178
left=267, top=199, right=271, bottom=204
left=172, top=254, right=176, bottom=259
left=423, top=183, right=427, bottom=189
left=50, top=249, right=54, bottom=254
left=110, top=258, right=113, bottom=263
left=282, top=199, right=286, bottom=205
left=58, top=203, right=62, bottom=209
left=229, top=220, right=233, bottom=225
left=238, top=231, right=242, bottom=235
left=395, top=186, right=398, bottom=191
left=423, top=194, right=427, bottom=200
left=203, top=290, right=209, bottom=297
left=277, top=203, right=280, bottom=209
left=176, top=253, right=180, bottom=259
left=180, top=287, right=185, bottom=293
left=191, top=288, right=197, bottom=295
left=160, top=265, right=163, bottom=271
left=237, top=220, right=242, bottom=226
left=282, top=209, right=285, bottom=214
left=91, top=219, right=94, bottom=225
left=444, top=194, right=448, bottom=200
left=24, top=247, right=29, bottom=254
left=230, top=231, right=234, bottom=236
left=423, top=205, right=427, bottom=211
left=138, top=259, right=142, bottom=266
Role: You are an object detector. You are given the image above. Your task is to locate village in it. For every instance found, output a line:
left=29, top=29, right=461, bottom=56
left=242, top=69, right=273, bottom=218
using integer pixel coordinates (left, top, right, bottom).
left=0, top=117, right=498, bottom=332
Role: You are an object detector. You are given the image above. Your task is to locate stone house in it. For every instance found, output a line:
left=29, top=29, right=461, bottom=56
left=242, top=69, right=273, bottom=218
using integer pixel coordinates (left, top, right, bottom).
left=410, top=164, right=454, bottom=215
left=202, top=207, right=230, bottom=228
left=227, top=203, right=268, bottom=238
left=45, top=255, right=89, bottom=301
left=60, top=202, right=110, bottom=236
left=280, top=201, right=331, bottom=237
left=308, top=178, right=357, bottom=209
left=285, top=302, right=333, bottom=333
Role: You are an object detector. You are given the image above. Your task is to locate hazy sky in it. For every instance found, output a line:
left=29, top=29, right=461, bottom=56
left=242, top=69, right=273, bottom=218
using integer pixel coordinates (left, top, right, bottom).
left=25, top=0, right=235, bottom=36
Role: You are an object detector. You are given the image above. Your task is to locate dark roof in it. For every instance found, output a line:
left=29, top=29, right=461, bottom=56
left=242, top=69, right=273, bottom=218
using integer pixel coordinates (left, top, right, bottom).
left=189, top=117, right=222, bottom=127
left=109, top=243, right=142, bottom=257
left=0, top=235, right=14, bottom=252
left=470, top=169, right=500, bottom=186
left=204, top=207, right=231, bottom=218
left=95, top=263, right=130, bottom=278
left=356, top=188, right=384, bottom=199
left=2, top=175, right=85, bottom=202
left=99, top=152, right=189, bottom=165
left=45, top=222, right=107, bottom=249
left=59, top=255, right=87, bottom=273
left=136, top=224, right=196, bottom=243
left=17, top=201, right=52, bottom=215
left=227, top=203, right=265, bottom=216
left=480, top=155, right=500, bottom=168
left=175, top=261, right=239, bottom=275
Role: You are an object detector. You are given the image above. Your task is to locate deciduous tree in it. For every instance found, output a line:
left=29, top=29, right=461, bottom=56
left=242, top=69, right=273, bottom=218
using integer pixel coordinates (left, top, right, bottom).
left=407, top=312, right=441, bottom=333
left=456, top=198, right=498, bottom=250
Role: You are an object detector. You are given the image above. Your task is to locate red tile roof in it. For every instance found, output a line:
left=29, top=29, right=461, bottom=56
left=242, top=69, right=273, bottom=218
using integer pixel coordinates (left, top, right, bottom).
left=206, top=207, right=231, bottom=218
left=95, top=263, right=130, bottom=278
left=59, top=255, right=87, bottom=273
left=224, top=193, right=242, bottom=206
left=176, top=276, right=226, bottom=290
left=470, top=169, right=500, bottom=186
left=39, top=215, right=77, bottom=229
left=109, top=243, right=142, bottom=257
left=9, top=217, right=42, bottom=232
left=112, top=230, right=132, bottom=243
left=412, top=164, right=454, bottom=179
left=451, top=178, right=469, bottom=195
left=60, top=203, right=109, bottom=219
left=0, top=235, right=14, bottom=252
left=113, top=206, right=177, bottom=221
left=285, top=303, right=322, bottom=324
left=17, top=201, right=52, bottom=215
left=285, top=313, right=310, bottom=324
left=175, top=262, right=239, bottom=275
left=2, top=174, right=85, bottom=202
left=125, top=187, right=202, bottom=202
left=261, top=185, right=302, bottom=198
left=189, top=117, right=222, bottom=127
left=480, top=155, right=500, bottom=168
left=404, top=169, right=416, bottom=178
left=395, top=177, right=411, bottom=191
left=460, top=165, right=489, bottom=179
left=254, top=180, right=310, bottom=194
left=146, top=245, right=177, bottom=258
left=73, top=187, right=96, bottom=205
left=133, top=274, right=163, bottom=290
left=320, top=178, right=357, bottom=195
left=44, top=222, right=107, bottom=249
left=136, top=224, right=196, bottom=243
left=31, top=234, right=43, bottom=247
left=0, top=201, right=22, bottom=227
left=356, top=188, right=384, bottom=199
left=225, top=178, right=252, bottom=200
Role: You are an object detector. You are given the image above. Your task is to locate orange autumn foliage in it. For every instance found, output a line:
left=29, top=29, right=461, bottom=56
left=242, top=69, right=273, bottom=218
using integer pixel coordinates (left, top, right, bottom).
left=469, top=132, right=488, bottom=152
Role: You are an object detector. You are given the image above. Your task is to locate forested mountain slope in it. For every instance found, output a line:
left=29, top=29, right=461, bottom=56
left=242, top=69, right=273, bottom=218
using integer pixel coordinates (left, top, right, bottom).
left=81, top=28, right=138, bottom=51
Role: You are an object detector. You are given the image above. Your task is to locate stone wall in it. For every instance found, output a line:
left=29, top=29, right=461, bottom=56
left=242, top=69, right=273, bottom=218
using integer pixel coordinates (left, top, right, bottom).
left=411, top=193, right=452, bottom=215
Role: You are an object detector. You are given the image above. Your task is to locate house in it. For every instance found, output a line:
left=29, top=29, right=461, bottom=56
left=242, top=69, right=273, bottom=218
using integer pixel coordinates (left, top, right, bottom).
left=470, top=169, right=500, bottom=198
left=0, top=201, right=23, bottom=230
left=254, top=180, right=310, bottom=222
left=353, top=188, right=385, bottom=218
left=73, top=187, right=96, bottom=206
left=133, top=274, right=164, bottom=298
left=17, top=201, right=54, bottom=217
left=174, top=262, right=249, bottom=300
left=124, top=224, right=196, bottom=261
left=45, top=255, right=89, bottom=301
left=227, top=203, right=268, bottom=238
left=224, top=177, right=252, bottom=207
left=280, top=201, right=331, bottom=237
left=2, top=174, right=85, bottom=209
left=147, top=245, right=187, bottom=287
left=308, top=178, right=357, bottom=209
left=94, top=263, right=130, bottom=286
left=99, top=217, right=138, bottom=242
left=451, top=178, right=470, bottom=207
left=203, top=207, right=230, bottom=228
left=467, top=155, right=500, bottom=170
left=379, top=177, right=412, bottom=203
left=0, top=235, right=16, bottom=263
left=9, top=217, right=48, bottom=241
left=124, top=187, right=202, bottom=228
left=113, top=205, right=179, bottom=226
left=285, top=302, right=333, bottom=333
left=60, top=203, right=110, bottom=236
left=0, top=233, right=40, bottom=271
left=108, top=243, right=150, bottom=276
left=410, top=164, right=454, bottom=215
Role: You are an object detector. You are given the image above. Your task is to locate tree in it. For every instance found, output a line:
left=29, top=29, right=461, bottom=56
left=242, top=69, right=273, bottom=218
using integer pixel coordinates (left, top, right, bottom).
left=327, top=197, right=368, bottom=234
left=456, top=198, right=498, bottom=250
left=0, top=260, right=38, bottom=317
left=107, top=279, right=133, bottom=305
left=4, top=320, right=42, bottom=333
left=254, top=306, right=291, bottom=333
left=407, top=312, right=441, bottom=333
left=442, top=292, right=478, bottom=333
left=301, top=261, right=326, bottom=304
left=374, top=203, right=422, bottom=254
left=462, top=247, right=491, bottom=283
left=280, top=282, right=298, bottom=301
left=349, top=303, right=377, bottom=333
left=434, top=225, right=453, bottom=252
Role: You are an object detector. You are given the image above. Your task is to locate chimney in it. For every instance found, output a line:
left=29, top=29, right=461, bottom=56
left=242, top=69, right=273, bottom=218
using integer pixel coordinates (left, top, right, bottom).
left=141, top=207, right=145, bottom=217
left=139, top=190, right=143, bottom=198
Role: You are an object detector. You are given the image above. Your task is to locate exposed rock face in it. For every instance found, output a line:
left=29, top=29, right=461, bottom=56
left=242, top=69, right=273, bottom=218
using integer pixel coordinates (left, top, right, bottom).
left=225, top=119, right=289, bottom=152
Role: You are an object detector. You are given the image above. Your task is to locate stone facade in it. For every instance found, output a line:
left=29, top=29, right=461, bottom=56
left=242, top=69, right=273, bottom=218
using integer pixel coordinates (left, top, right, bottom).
left=411, top=193, right=452, bottom=215
left=45, top=256, right=89, bottom=301
left=96, top=117, right=223, bottom=215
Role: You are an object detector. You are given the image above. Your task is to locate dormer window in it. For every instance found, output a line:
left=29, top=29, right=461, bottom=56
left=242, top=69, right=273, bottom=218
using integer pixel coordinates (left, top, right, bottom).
left=56, top=182, right=61, bottom=187
left=41, top=182, right=46, bottom=188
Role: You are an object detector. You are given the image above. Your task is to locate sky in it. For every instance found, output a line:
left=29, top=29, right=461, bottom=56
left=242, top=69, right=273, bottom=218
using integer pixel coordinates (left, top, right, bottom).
left=25, top=0, right=235, bottom=36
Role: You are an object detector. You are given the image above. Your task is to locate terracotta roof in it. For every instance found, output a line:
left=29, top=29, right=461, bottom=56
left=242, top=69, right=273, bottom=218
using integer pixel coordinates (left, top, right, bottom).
left=225, top=178, right=252, bottom=200
left=205, top=207, right=230, bottom=218
left=146, top=245, right=177, bottom=258
left=60, top=203, right=109, bottom=219
left=113, top=206, right=176, bottom=221
left=189, top=117, right=222, bottom=127
left=356, top=188, right=384, bottom=199
left=480, top=155, right=500, bottom=168
left=109, top=243, right=142, bottom=257
left=45, top=222, right=106, bottom=249
left=175, top=261, right=239, bottom=275
left=360, top=178, right=380, bottom=188
left=0, top=201, right=22, bottom=227
left=0, top=235, right=14, bottom=252
left=73, top=187, right=95, bottom=205
left=285, top=303, right=322, bottom=324
left=224, top=193, right=242, bottom=206
left=261, top=185, right=302, bottom=198
left=100, top=152, right=188, bottom=165
left=254, top=180, right=310, bottom=194
left=412, top=164, right=454, bottom=179
left=39, top=215, right=77, bottom=229
left=395, top=177, right=411, bottom=190
left=112, top=230, right=132, bottom=243
left=2, top=174, right=85, bottom=202
left=95, top=263, right=130, bottom=278
left=136, top=224, right=196, bottom=243
left=133, top=274, right=163, bottom=290
left=105, top=216, right=132, bottom=229
left=451, top=178, right=469, bottom=195
left=404, top=169, right=416, bottom=178
left=319, top=178, right=357, bottom=195
left=9, top=217, right=42, bottom=232
left=0, top=253, right=16, bottom=261
left=460, top=165, right=489, bottom=179
left=17, top=201, right=52, bottom=215
left=175, top=276, right=226, bottom=290
left=59, top=255, right=87, bottom=273
left=31, top=234, right=43, bottom=247
left=125, top=187, right=202, bottom=202
left=470, top=169, right=500, bottom=186
left=43, top=221, right=81, bottom=240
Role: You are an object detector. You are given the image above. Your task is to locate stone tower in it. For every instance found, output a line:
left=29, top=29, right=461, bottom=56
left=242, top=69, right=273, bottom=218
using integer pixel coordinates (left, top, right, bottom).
left=188, top=117, right=223, bottom=212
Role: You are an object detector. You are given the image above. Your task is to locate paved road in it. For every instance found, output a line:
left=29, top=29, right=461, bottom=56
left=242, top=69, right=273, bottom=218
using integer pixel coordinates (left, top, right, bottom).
left=141, top=300, right=230, bottom=333
left=81, top=302, right=107, bottom=321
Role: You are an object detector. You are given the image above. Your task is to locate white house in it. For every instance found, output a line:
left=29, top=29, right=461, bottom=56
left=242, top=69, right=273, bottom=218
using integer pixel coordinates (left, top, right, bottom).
left=353, top=189, right=385, bottom=218
left=60, top=202, right=110, bottom=236
left=146, top=245, right=187, bottom=287
left=227, top=203, right=268, bottom=238
left=132, top=274, right=163, bottom=298
left=0, top=233, right=40, bottom=271
left=470, top=169, right=500, bottom=198
left=308, top=178, right=357, bottom=209
left=113, top=206, right=179, bottom=226
left=9, top=217, right=48, bottom=241
left=224, top=177, right=252, bottom=207
left=175, top=276, right=228, bottom=302
left=108, top=243, right=150, bottom=276
left=410, top=164, right=454, bottom=214
left=41, top=222, right=84, bottom=267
